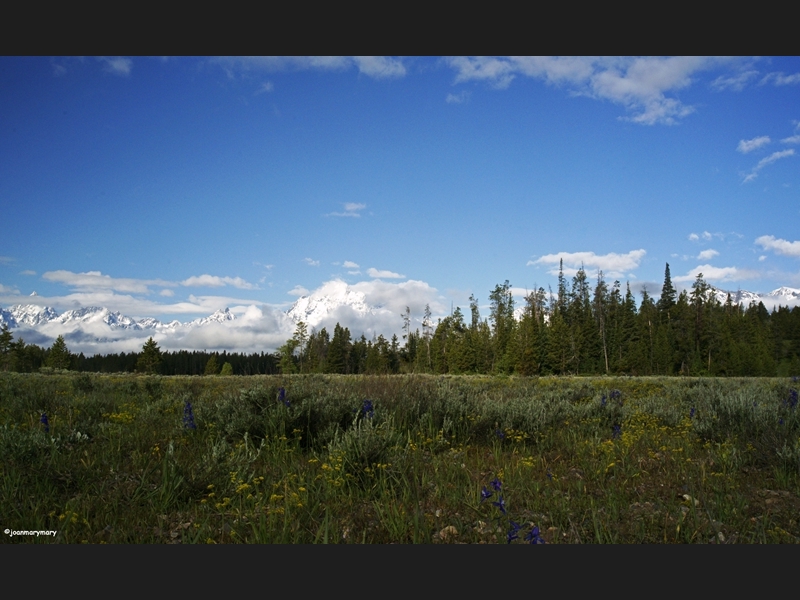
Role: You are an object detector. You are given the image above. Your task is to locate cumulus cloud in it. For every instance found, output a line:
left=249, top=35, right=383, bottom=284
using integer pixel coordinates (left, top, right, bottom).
left=697, top=249, right=719, bottom=260
left=688, top=233, right=699, bottom=241
left=303, top=258, right=320, bottom=267
left=98, top=56, right=132, bottom=76
left=343, top=261, right=359, bottom=269
left=446, top=56, right=719, bottom=125
left=180, top=274, right=257, bottom=289
left=288, top=285, right=310, bottom=296
left=529, top=249, right=646, bottom=279
left=160, top=289, right=175, bottom=297
left=737, top=136, right=770, bottom=153
left=367, top=267, right=405, bottom=279
left=743, top=149, right=795, bottom=183
left=756, top=235, right=800, bottom=257
left=42, top=270, right=168, bottom=294
left=674, top=265, right=758, bottom=283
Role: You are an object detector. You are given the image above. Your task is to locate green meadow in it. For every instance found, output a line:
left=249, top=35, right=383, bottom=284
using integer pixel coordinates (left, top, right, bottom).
left=2, top=372, right=799, bottom=543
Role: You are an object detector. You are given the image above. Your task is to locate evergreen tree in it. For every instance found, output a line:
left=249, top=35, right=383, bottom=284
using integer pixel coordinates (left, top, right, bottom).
left=46, top=335, right=72, bottom=370
left=657, top=262, right=677, bottom=318
left=137, top=337, right=163, bottom=374
left=204, top=355, right=220, bottom=375
left=220, top=362, right=234, bottom=376
left=0, top=324, right=13, bottom=371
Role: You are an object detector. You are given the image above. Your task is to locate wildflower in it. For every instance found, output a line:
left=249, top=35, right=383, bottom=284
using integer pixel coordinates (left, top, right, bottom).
left=40, top=413, right=50, bottom=434
left=183, top=401, right=197, bottom=430
left=525, top=525, right=545, bottom=544
left=690, top=407, right=696, bottom=419
left=480, top=486, right=492, bottom=502
left=546, top=469, right=553, bottom=481
left=787, top=389, right=798, bottom=410
left=610, top=390, right=622, bottom=405
left=612, top=424, right=622, bottom=439
left=361, top=399, right=374, bottom=419
left=278, top=387, right=290, bottom=407
left=507, top=521, right=522, bottom=544
left=492, top=496, right=507, bottom=515
left=490, top=477, right=502, bottom=492
left=495, top=428, right=505, bottom=440
left=601, top=394, right=607, bottom=407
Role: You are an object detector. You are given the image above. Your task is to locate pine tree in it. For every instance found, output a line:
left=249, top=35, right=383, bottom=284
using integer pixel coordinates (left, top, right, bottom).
left=46, top=335, right=72, bottom=370
left=137, top=337, right=163, bottom=374
left=657, top=263, right=677, bottom=318
left=204, top=355, right=220, bottom=375
left=220, top=362, right=234, bottom=376
left=0, top=324, right=13, bottom=371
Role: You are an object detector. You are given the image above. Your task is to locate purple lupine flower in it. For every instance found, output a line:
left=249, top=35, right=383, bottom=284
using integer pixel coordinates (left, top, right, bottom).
left=361, top=399, right=374, bottom=419
left=480, top=486, right=493, bottom=502
left=490, top=478, right=502, bottom=492
left=40, top=413, right=49, bottom=434
left=546, top=469, right=553, bottom=481
left=690, top=407, right=696, bottom=419
left=278, top=387, right=290, bottom=407
left=183, top=401, right=196, bottom=430
left=496, top=428, right=505, bottom=440
left=601, top=394, right=607, bottom=407
left=612, top=424, right=622, bottom=439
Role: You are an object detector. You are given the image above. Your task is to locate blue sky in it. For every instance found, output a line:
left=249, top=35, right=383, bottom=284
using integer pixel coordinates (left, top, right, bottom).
left=1, top=56, right=799, bottom=349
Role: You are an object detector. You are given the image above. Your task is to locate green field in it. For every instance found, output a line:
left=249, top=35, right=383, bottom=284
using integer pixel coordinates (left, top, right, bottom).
left=2, top=372, right=799, bottom=543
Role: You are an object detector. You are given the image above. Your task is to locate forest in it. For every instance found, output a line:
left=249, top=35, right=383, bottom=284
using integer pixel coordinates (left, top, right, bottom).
left=2, top=264, right=799, bottom=378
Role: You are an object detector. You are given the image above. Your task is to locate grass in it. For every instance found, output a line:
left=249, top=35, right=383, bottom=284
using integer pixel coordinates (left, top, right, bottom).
left=1, top=372, right=799, bottom=543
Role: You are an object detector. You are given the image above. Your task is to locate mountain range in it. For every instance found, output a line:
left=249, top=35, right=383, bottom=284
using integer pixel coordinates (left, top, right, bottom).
left=1, top=284, right=799, bottom=350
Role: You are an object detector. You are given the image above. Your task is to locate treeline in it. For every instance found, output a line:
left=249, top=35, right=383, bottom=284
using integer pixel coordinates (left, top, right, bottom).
left=278, top=264, right=800, bottom=377
left=0, top=327, right=279, bottom=375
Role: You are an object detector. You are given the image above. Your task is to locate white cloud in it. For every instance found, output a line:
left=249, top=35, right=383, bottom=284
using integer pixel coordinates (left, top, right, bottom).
left=327, top=202, right=367, bottom=217
left=98, top=57, right=132, bottom=76
left=0, top=256, right=14, bottom=264
left=743, top=149, right=795, bottom=183
left=42, top=270, right=169, bottom=294
left=781, top=135, right=800, bottom=144
left=367, top=267, right=405, bottom=279
left=446, top=91, right=470, bottom=104
left=180, top=274, right=257, bottom=289
left=674, top=265, right=758, bottom=283
left=255, top=81, right=274, bottom=94
left=688, top=233, right=699, bottom=241
left=759, top=255, right=767, bottom=261
left=446, top=56, right=718, bottom=125
left=160, top=289, right=175, bottom=297
left=212, top=56, right=406, bottom=80
left=0, top=283, right=19, bottom=294
left=529, top=249, right=646, bottom=279
left=697, top=249, right=719, bottom=260
left=19, top=270, right=36, bottom=276
left=304, top=258, right=320, bottom=267
left=737, top=136, right=770, bottom=153
left=343, top=261, right=359, bottom=268
left=711, top=70, right=759, bottom=91
left=755, top=235, right=800, bottom=257
left=352, top=56, right=406, bottom=79
left=761, top=72, right=800, bottom=86
left=288, top=285, right=310, bottom=296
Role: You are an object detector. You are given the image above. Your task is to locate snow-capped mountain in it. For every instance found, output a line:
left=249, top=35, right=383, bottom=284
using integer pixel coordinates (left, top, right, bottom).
left=187, top=308, right=236, bottom=327
left=708, top=288, right=763, bottom=306
left=286, top=280, right=375, bottom=327
left=0, top=304, right=235, bottom=331
left=767, top=287, right=800, bottom=303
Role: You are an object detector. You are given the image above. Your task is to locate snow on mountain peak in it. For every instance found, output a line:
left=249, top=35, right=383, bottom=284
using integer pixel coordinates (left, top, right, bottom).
left=286, top=280, right=371, bottom=327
